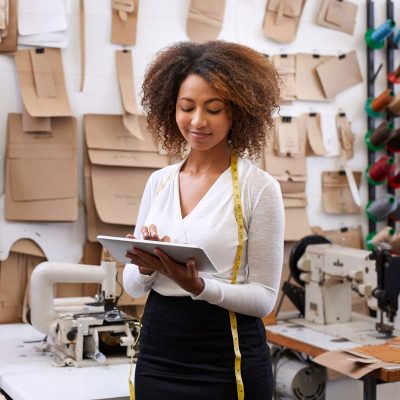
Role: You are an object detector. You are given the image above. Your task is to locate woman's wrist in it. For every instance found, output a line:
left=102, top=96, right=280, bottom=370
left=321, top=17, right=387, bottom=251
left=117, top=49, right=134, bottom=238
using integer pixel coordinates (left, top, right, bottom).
left=190, top=278, right=205, bottom=296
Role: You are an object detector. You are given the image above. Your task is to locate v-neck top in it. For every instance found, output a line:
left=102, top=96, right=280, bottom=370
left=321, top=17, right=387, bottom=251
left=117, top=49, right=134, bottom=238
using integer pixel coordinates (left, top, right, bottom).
left=123, top=157, right=285, bottom=318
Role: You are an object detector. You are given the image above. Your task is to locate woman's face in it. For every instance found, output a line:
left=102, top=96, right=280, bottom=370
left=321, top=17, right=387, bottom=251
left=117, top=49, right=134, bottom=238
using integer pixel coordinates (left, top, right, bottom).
left=175, top=74, right=231, bottom=152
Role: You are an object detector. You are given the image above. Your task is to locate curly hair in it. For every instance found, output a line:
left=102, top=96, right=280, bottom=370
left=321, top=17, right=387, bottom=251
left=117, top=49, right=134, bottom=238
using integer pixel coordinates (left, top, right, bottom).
left=141, top=40, right=281, bottom=159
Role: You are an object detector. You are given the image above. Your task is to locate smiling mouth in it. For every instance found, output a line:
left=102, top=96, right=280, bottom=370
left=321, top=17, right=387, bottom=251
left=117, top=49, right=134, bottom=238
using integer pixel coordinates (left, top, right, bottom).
left=189, top=131, right=211, bottom=136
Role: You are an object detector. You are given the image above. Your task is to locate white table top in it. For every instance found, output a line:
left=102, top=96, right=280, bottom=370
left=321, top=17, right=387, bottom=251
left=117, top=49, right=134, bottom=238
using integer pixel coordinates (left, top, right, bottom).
left=0, top=323, right=134, bottom=400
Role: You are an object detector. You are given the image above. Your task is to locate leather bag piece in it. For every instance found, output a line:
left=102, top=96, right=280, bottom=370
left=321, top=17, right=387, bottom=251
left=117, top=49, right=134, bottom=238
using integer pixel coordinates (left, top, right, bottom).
left=263, top=0, right=306, bottom=44
left=84, top=114, right=169, bottom=242
left=186, top=0, right=225, bottom=42
left=321, top=171, right=361, bottom=214
left=0, top=0, right=17, bottom=53
left=296, top=53, right=333, bottom=102
left=316, top=0, right=358, bottom=35
left=272, top=54, right=296, bottom=102
left=316, top=51, right=363, bottom=99
left=111, top=0, right=138, bottom=46
left=14, top=48, right=73, bottom=117
left=5, top=113, right=78, bottom=222
left=302, top=113, right=328, bottom=156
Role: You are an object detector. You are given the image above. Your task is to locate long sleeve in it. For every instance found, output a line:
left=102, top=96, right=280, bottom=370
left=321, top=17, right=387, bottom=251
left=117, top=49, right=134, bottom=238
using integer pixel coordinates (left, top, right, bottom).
left=122, top=175, right=158, bottom=298
left=191, top=179, right=285, bottom=318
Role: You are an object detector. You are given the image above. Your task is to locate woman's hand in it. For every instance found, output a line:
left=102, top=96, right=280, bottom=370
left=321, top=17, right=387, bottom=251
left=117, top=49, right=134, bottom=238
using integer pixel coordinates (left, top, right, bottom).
left=128, top=247, right=205, bottom=296
left=125, top=225, right=171, bottom=276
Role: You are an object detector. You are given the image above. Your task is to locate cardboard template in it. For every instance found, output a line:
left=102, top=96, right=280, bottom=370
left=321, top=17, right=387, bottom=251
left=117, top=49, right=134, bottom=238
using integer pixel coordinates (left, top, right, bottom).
left=263, top=0, right=306, bottom=44
left=0, top=195, right=85, bottom=263
left=0, top=0, right=17, bottom=53
left=186, top=0, right=226, bottom=42
left=5, top=114, right=78, bottom=222
left=313, top=349, right=388, bottom=380
left=312, top=225, right=363, bottom=249
left=283, top=193, right=312, bottom=241
left=303, top=113, right=328, bottom=156
left=322, top=171, right=362, bottom=214
left=14, top=48, right=73, bottom=117
left=296, top=53, right=333, bottom=101
left=84, top=114, right=169, bottom=242
left=336, top=113, right=355, bottom=160
left=272, top=54, right=297, bottom=102
left=317, top=0, right=358, bottom=35
left=111, top=0, right=139, bottom=46
left=22, top=105, right=51, bottom=133
left=316, top=51, right=363, bottom=99
left=116, top=50, right=139, bottom=115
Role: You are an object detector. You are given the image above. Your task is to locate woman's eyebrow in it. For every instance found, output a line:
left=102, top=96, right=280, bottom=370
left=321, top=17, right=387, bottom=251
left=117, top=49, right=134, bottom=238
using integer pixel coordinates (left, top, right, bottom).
left=177, top=97, right=225, bottom=104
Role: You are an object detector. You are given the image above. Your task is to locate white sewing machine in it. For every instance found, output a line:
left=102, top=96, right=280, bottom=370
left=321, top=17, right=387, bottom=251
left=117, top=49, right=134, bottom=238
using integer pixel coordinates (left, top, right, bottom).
left=297, top=243, right=378, bottom=325
left=30, top=261, right=141, bottom=367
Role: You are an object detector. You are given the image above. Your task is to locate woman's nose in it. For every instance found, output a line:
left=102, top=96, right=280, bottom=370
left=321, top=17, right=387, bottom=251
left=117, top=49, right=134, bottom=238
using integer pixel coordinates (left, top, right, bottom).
left=191, top=109, right=207, bottom=128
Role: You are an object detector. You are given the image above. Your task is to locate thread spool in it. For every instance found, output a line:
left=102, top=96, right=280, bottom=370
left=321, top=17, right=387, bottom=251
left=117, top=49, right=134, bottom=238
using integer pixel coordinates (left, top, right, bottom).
left=389, top=198, right=400, bottom=221
left=389, top=233, right=400, bottom=254
left=386, top=127, right=400, bottom=152
left=364, top=121, right=394, bottom=151
left=372, top=226, right=395, bottom=244
left=388, top=64, right=400, bottom=84
left=388, top=92, right=400, bottom=115
left=366, top=155, right=395, bottom=185
left=366, top=194, right=397, bottom=222
left=389, top=171, right=400, bottom=189
left=365, top=19, right=396, bottom=49
left=394, top=29, right=400, bottom=47
left=365, top=89, right=394, bottom=118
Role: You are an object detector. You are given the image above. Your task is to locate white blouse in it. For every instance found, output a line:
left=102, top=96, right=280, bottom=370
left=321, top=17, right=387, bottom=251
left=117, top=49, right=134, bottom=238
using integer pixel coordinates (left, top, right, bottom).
left=123, top=157, right=285, bottom=318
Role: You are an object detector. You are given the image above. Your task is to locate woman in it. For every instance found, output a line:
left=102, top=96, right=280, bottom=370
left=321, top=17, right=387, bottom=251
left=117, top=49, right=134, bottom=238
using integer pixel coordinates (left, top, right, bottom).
left=123, top=40, right=284, bottom=400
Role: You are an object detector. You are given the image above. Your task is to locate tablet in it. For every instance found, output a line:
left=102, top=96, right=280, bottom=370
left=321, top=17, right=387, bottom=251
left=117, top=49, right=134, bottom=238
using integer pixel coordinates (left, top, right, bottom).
left=97, top=235, right=217, bottom=273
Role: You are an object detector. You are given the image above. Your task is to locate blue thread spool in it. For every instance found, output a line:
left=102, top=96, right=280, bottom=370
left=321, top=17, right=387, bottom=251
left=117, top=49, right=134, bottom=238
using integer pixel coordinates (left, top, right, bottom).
left=394, top=30, right=400, bottom=48
left=365, top=19, right=396, bottom=49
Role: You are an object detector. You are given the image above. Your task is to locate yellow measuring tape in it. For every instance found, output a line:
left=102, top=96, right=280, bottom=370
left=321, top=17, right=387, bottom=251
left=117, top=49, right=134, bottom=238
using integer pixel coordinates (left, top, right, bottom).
left=129, top=152, right=244, bottom=400
left=229, top=152, right=245, bottom=400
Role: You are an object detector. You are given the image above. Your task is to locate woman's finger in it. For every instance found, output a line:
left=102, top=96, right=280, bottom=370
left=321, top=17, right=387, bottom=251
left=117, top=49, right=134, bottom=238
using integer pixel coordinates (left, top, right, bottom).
left=141, top=226, right=150, bottom=239
left=186, top=259, right=197, bottom=279
left=148, top=224, right=159, bottom=240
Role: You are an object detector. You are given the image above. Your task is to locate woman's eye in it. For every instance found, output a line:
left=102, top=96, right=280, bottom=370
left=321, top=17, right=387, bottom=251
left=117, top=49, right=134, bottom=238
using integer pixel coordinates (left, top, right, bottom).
left=207, top=109, right=222, bottom=115
left=181, top=107, right=194, bottom=112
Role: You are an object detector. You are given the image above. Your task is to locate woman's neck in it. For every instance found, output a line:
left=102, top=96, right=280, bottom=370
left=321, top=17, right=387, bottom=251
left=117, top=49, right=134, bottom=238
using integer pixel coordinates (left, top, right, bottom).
left=182, top=147, right=231, bottom=176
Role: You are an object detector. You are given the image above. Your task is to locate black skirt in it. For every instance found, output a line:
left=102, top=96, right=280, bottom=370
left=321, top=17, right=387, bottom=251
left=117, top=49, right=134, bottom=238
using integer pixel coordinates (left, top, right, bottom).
left=134, top=289, right=273, bottom=400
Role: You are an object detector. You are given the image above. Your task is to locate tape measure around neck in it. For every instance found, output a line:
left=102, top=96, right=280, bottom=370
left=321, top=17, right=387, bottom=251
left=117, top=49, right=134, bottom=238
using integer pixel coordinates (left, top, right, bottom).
left=229, top=152, right=245, bottom=400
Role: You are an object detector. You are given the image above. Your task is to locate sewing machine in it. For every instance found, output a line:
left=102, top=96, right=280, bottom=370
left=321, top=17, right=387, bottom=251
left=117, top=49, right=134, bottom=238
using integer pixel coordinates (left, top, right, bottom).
left=290, top=236, right=400, bottom=337
left=297, top=243, right=378, bottom=325
left=30, top=261, right=141, bottom=367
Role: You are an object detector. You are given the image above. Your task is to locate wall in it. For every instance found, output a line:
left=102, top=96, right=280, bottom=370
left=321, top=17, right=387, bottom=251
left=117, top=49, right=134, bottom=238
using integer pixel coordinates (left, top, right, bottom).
left=1, top=0, right=399, bottom=249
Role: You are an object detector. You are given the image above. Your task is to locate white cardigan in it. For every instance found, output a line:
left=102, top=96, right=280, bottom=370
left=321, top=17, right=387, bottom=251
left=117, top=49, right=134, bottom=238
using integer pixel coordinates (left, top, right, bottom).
left=123, top=157, right=285, bottom=318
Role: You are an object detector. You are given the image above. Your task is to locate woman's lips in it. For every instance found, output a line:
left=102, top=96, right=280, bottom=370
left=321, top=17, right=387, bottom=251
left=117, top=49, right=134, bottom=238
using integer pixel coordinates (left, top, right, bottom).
left=189, top=130, right=211, bottom=139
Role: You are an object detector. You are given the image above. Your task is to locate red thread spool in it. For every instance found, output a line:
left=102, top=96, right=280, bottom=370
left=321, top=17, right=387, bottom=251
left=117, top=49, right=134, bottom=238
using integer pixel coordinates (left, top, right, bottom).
left=368, top=155, right=395, bottom=183
left=389, top=172, right=400, bottom=189
left=370, top=89, right=394, bottom=112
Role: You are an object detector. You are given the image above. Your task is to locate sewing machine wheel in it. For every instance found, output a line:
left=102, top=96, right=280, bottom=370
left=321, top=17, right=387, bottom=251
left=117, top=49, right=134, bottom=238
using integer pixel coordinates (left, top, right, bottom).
left=99, top=331, right=125, bottom=354
left=289, top=235, right=331, bottom=287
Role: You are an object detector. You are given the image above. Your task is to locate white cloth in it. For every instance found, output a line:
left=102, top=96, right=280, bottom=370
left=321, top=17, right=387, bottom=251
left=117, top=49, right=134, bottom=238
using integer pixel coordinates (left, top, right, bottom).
left=123, top=157, right=285, bottom=318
